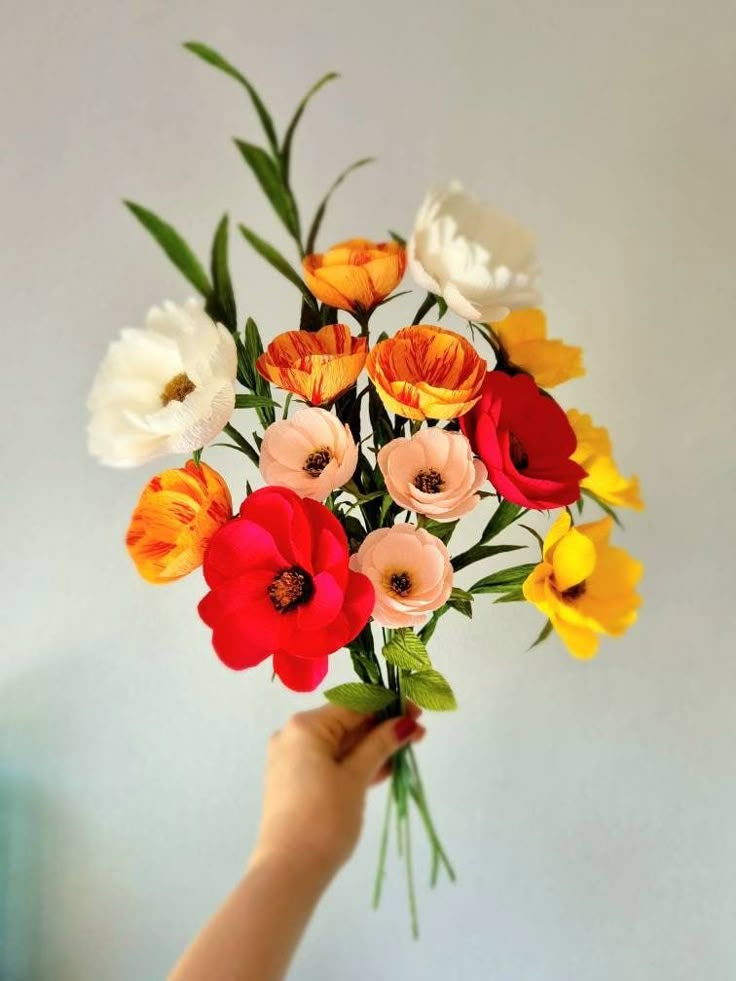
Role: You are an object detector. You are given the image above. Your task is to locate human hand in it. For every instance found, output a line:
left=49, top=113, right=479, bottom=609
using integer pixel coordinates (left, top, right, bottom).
left=250, top=703, right=426, bottom=880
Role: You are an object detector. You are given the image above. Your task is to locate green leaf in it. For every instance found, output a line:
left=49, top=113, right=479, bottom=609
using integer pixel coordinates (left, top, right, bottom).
left=238, top=318, right=275, bottom=426
left=222, top=423, right=260, bottom=465
left=305, top=157, right=375, bottom=254
left=382, top=629, right=431, bottom=671
left=208, top=213, right=237, bottom=331
left=324, top=683, right=397, bottom=713
left=451, top=543, right=525, bottom=573
left=528, top=619, right=554, bottom=650
left=418, top=609, right=444, bottom=645
left=368, top=383, right=394, bottom=449
left=576, top=497, right=584, bottom=515
left=281, top=71, right=339, bottom=180
left=447, top=587, right=473, bottom=619
left=235, top=140, right=300, bottom=239
left=470, top=563, right=538, bottom=595
left=420, top=518, right=459, bottom=546
left=124, top=202, right=211, bottom=296
left=183, top=42, right=279, bottom=156
left=436, top=297, right=448, bottom=319
left=403, top=670, right=457, bottom=712
left=581, top=489, right=624, bottom=528
left=494, top=587, right=526, bottom=604
left=519, top=523, right=545, bottom=551
left=481, top=499, right=525, bottom=543
left=350, top=649, right=381, bottom=685
left=239, top=224, right=316, bottom=308
left=388, top=230, right=407, bottom=246
left=234, top=393, right=281, bottom=409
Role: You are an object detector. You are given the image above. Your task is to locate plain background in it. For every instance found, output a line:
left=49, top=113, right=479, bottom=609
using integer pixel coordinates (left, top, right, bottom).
left=2, top=1, right=735, bottom=978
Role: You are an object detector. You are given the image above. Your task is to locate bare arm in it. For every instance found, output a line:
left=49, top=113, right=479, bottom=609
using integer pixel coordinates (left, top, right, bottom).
left=168, top=703, right=424, bottom=981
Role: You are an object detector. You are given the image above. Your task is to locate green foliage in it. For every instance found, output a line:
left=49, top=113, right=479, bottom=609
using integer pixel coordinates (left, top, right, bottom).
left=481, top=499, right=525, bottom=542
left=403, top=670, right=457, bottom=711
left=419, top=518, right=459, bottom=546
left=446, top=587, right=473, bottom=619
left=183, top=41, right=279, bottom=156
left=207, top=214, right=237, bottom=331
left=469, top=563, right=537, bottom=594
left=451, top=542, right=525, bottom=573
left=221, top=423, right=260, bottom=465
left=239, top=318, right=275, bottom=426
left=239, top=224, right=316, bottom=308
left=368, top=384, right=394, bottom=449
left=581, top=488, right=624, bottom=527
left=528, top=619, right=554, bottom=650
left=305, top=157, right=375, bottom=254
left=281, top=72, right=339, bottom=180
left=124, top=202, right=211, bottom=297
left=325, top=683, right=397, bottom=713
left=382, top=630, right=432, bottom=671
left=235, top=140, right=300, bottom=239
left=233, top=394, right=280, bottom=409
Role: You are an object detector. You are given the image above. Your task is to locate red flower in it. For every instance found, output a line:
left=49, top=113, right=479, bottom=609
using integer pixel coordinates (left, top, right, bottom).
left=459, top=372, right=586, bottom=509
left=198, top=486, right=375, bottom=692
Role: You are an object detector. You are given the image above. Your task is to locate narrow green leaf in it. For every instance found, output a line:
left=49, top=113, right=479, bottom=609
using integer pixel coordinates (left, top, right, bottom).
left=183, top=41, right=279, bottom=155
left=403, top=670, right=457, bottom=712
left=281, top=71, right=339, bottom=180
left=581, top=489, right=624, bottom=528
left=576, top=497, right=584, bottom=515
left=235, top=140, right=300, bottom=239
left=222, top=423, right=260, bottom=465
left=239, top=224, right=317, bottom=308
left=234, top=393, right=281, bottom=409
left=451, top=543, right=525, bottom=573
left=124, top=202, right=211, bottom=296
left=382, top=629, right=431, bottom=671
left=418, top=609, right=444, bottom=645
left=436, top=297, right=448, bottom=319
left=493, top=587, right=526, bottom=603
left=447, top=587, right=473, bottom=619
left=237, top=318, right=275, bottom=426
left=420, top=518, right=459, bottom=546
left=324, top=683, right=397, bottom=713
left=519, top=523, right=545, bottom=551
left=470, top=563, right=537, bottom=594
left=528, top=619, right=554, bottom=650
left=388, top=230, right=407, bottom=246
left=208, top=213, right=237, bottom=331
left=481, top=499, right=525, bottom=543
left=305, top=157, right=375, bottom=254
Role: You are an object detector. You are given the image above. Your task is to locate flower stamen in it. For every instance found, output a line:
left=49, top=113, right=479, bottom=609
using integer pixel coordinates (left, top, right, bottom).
left=562, top=581, right=587, bottom=600
left=268, top=566, right=314, bottom=613
left=389, top=571, right=412, bottom=596
left=161, top=372, right=196, bottom=406
left=509, top=432, right=529, bottom=471
left=303, top=447, right=332, bottom=477
left=414, top=468, right=443, bottom=493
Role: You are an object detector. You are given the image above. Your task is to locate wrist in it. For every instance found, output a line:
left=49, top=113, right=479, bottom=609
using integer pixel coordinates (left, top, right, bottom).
left=247, top=839, right=341, bottom=894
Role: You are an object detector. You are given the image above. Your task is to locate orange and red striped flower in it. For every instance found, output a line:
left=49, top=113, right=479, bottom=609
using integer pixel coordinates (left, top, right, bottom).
left=256, top=323, right=367, bottom=405
left=126, top=461, right=232, bottom=584
left=366, top=325, right=487, bottom=420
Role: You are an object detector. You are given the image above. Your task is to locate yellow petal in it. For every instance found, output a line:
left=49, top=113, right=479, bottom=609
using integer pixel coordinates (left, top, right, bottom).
left=493, top=308, right=546, bottom=345
left=552, top=527, right=597, bottom=592
left=552, top=615, right=600, bottom=659
left=542, top=511, right=572, bottom=562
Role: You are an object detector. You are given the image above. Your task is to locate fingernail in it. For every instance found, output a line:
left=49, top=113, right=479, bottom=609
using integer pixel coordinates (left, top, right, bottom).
left=394, top=716, right=418, bottom=740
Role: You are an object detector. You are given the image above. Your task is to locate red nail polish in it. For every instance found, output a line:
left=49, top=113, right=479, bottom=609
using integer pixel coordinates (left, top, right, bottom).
left=394, top=716, right=418, bottom=740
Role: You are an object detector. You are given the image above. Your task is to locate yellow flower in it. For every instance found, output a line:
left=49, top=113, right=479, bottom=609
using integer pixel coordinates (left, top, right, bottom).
left=523, top=511, right=642, bottom=658
left=568, top=409, right=644, bottom=511
left=492, top=308, right=584, bottom=388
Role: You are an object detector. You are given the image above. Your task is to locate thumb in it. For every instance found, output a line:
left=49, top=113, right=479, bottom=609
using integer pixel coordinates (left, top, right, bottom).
left=345, top=715, right=424, bottom=786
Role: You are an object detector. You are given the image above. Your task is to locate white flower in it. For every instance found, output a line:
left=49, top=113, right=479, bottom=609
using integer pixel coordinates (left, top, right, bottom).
left=407, top=181, right=541, bottom=323
left=87, top=299, right=237, bottom=467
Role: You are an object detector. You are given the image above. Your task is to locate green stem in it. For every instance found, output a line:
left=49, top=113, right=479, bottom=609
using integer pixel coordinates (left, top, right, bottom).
left=411, top=292, right=437, bottom=325
left=372, top=784, right=393, bottom=909
left=404, top=789, right=419, bottom=939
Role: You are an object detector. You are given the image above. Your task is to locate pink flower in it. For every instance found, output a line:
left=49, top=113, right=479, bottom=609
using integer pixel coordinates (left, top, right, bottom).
left=377, top=429, right=487, bottom=522
left=259, top=407, right=358, bottom=501
left=349, top=525, right=453, bottom=628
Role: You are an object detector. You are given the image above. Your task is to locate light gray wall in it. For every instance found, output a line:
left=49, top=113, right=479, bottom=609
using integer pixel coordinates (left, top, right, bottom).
left=2, top=1, right=735, bottom=978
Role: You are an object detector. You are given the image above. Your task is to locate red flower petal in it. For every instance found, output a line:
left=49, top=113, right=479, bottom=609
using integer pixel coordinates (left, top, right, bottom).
left=239, top=486, right=314, bottom=571
left=203, top=519, right=286, bottom=588
left=273, top=652, right=329, bottom=692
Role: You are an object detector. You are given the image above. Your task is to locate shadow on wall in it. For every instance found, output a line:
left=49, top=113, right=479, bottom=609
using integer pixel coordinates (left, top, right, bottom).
left=0, top=770, right=42, bottom=981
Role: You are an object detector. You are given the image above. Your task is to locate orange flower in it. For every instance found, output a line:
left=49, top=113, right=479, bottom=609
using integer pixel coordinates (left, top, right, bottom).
left=366, top=325, right=487, bottom=420
left=256, top=323, right=368, bottom=405
left=126, top=461, right=232, bottom=584
left=302, top=238, right=406, bottom=313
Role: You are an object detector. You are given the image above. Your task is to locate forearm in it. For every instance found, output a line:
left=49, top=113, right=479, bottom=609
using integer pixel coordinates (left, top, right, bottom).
left=168, top=848, right=336, bottom=981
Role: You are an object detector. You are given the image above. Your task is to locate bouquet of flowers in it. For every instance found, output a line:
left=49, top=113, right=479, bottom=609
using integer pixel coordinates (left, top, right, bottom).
left=87, top=42, right=643, bottom=934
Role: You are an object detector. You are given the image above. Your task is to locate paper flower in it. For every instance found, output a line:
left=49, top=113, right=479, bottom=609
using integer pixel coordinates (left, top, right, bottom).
left=460, top=372, right=585, bottom=509
left=126, top=461, right=232, bottom=583
left=349, top=525, right=453, bottom=628
left=366, top=325, right=486, bottom=421
left=259, top=407, right=358, bottom=501
left=378, top=429, right=486, bottom=521
left=523, top=511, right=643, bottom=658
left=256, top=323, right=367, bottom=406
left=198, top=486, right=375, bottom=692
left=492, top=309, right=584, bottom=388
left=87, top=299, right=237, bottom=467
left=303, top=238, right=406, bottom=314
left=407, top=181, right=540, bottom=323
left=568, top=410, right=644, bottom=511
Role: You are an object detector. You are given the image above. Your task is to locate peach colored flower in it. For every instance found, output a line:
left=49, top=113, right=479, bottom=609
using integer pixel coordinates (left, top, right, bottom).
left=349, top=525, right=453, bottom=628
left=256, top=323, right=367, bottom=406
left=378, top=429, right=487, bottom=522
left=259, top=407, right=358, bottom=501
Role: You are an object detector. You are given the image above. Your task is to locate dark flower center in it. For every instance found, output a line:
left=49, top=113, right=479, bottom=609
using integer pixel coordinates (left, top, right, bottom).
left=303, top=447, right=332, bottom=477
left=414, top=468, right=443, bottom=493
left=562, top=581, right=587, bottom=600
left=390, top=572, right=412, bottom=596
left=509, top=432, right=529, bottom=471
left=161, top=372, right=196, bottom=406
left=268, top=566, right=314, bottom=613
